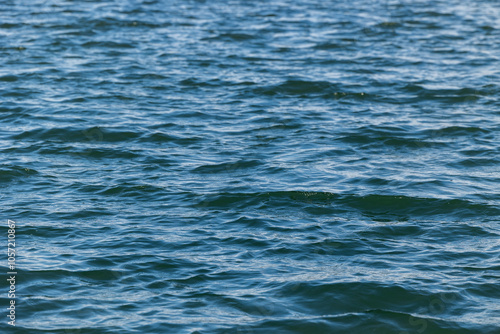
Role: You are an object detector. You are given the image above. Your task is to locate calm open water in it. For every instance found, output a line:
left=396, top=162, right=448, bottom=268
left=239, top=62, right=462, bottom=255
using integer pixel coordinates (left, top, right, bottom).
left=1, top=0, right=499, bottom=333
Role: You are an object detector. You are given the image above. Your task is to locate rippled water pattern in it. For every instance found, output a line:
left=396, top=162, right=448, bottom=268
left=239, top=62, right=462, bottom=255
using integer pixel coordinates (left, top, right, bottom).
left=1, top=0, right=499, bottom=333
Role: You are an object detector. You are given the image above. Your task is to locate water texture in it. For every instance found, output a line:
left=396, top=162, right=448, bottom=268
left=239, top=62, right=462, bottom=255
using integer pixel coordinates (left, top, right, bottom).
left=1, top=0, right=499, bottom=333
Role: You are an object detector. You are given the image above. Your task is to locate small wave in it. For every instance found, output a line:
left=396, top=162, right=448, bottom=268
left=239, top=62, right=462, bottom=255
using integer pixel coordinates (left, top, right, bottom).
left=192, top=191, right=498, bottom=219
left=0, top=165, right=39, bottom=182
left=192, top=160, right=263, bottom=174
left=203, top=33, right=256, bottom=42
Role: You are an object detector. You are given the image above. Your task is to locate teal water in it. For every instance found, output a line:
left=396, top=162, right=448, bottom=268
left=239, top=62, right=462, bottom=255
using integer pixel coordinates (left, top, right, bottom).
left=1, top=0, right=499, bottom=333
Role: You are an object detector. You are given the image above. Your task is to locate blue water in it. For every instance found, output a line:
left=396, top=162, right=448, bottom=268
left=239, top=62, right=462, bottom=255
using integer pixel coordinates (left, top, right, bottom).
left=1, top=0, right=499, bottom=333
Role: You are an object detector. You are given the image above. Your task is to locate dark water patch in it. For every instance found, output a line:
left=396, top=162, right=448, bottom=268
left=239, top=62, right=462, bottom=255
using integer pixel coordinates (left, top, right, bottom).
left=140, top=132, right=202, bottom=146
left=346, top=195, right=498, bottom=218
left=67, top=147, right=145, bottom=160
left=0, top=74, right=18, bottom=82
left=179, top=77, right=227, bottom=88
left=248, top=80, right=370, bottom=100
left=95, top=183, right=166, bottom=198
left=401, top=84, right=491, bottom=103
left=193, top=191, right=499, bottom=220
left=11, top=127, right=102, bottom=142
left=192, top=159, right=262, bottom=174
left=54, top=208, right=116, bottom=219
left=454, top=157, right=499, bottom=168
left=203, top=32, right=256, bottom=42
left=253, top=80, right=340, bottom=96
left=0, top=165, right=39, bottom=182
left=313, top=42, right=345, bottom=50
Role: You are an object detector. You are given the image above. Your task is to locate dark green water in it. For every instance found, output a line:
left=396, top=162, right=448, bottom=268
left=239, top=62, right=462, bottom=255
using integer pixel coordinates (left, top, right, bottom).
left=1, top=0, right=499, bottom=333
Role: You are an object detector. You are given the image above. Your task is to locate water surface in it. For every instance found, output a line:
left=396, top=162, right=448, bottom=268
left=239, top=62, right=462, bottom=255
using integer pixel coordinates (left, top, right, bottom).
left=1, top=0, right=499, bottom=333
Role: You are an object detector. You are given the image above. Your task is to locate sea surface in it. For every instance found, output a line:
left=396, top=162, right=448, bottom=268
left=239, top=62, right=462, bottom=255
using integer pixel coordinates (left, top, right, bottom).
left=1, top=0, right=499, bottom=333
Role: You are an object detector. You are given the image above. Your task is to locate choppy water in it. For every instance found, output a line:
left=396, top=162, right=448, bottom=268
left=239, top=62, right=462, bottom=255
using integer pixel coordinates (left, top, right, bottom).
left=1, top=0, right=499, bottom=333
